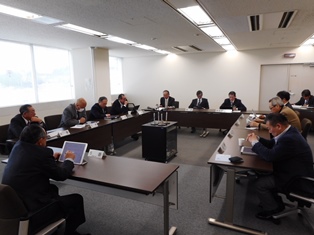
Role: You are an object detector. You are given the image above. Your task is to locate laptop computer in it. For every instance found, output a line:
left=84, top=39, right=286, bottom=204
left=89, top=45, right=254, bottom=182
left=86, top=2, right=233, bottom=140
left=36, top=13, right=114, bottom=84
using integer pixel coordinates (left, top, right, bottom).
left=131, top=105, right=140, bottom=114
left=58, top=141, right=88, bottom=165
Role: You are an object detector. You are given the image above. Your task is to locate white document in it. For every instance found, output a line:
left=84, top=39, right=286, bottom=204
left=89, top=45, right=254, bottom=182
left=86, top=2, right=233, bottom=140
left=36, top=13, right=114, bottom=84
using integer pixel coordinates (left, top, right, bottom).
left=71, top=124, right=86, bottom=129
left=215, top=154, right=231, bottom=162
left=245, top=127, right=258, bottom=130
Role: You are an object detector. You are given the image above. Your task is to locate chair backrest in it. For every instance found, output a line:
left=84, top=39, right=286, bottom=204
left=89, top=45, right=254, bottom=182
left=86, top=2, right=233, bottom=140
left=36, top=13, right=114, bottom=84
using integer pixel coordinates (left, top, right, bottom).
left=301, top=118, right=312, bottom=140
left=0, top=124, right=9, bottom=154
left=174, top=101, right=179, bottom=108
left=0, top=184, right=28, bottom=235
left=85, top=110, right=91, bottom=120
left=44, top=115, right=62, bottom=130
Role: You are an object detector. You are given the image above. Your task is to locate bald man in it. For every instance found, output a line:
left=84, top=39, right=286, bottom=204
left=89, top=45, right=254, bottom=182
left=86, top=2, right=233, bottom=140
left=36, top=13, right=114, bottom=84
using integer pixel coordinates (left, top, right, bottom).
left=59, top=98, right=87, bottom=127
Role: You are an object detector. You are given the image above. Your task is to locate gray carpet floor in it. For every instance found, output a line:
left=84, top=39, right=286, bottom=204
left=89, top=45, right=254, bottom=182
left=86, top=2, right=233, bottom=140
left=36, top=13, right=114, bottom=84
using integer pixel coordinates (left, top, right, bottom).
left=1, top=127, right=314, bottom=235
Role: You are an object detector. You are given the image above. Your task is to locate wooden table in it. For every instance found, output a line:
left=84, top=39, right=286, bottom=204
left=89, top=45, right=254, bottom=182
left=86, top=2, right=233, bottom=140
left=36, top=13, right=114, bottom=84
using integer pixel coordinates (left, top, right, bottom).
left=207, top=114, right=272, bottom=235
left=68, top=155, right=179, bottom=235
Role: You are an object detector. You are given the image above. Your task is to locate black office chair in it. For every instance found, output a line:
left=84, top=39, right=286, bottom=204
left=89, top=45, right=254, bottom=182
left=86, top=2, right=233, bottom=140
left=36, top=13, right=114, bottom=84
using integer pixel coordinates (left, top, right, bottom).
left=0, top=184, right=66, bottom=235
left=0, top=124, right=9, bottom=154
left=174, top=101, right=179, bottom=108
left=44, top=114, right=62, bottom=130
left=272, top=176, right=314, bottom=232
left=301, top=118, right=312, bottom=140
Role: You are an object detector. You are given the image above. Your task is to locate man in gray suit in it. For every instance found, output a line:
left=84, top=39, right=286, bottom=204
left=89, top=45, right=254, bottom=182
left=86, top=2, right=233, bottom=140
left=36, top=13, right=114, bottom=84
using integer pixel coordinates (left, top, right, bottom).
left=59, top=98, right=87, bottom=127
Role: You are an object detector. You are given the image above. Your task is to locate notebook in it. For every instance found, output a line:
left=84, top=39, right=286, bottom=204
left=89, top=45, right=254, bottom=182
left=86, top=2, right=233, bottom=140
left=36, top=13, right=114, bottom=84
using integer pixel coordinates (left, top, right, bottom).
left=58, top=141, right=88, bottom=165
left=240, top=146, right=258, bottom=156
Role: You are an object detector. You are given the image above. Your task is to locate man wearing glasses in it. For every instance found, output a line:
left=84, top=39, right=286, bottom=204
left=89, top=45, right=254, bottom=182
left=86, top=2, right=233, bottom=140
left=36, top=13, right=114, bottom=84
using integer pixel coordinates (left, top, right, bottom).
left=249, top=97, right=301, bottom=131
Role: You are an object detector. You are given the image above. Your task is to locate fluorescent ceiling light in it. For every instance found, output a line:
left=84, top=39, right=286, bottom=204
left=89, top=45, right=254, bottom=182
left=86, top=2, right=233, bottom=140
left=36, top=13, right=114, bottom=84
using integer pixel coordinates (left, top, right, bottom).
left=222, top=45, right=236, bottom=51
left=178, top=5, right=212, bottom=26
left=213, top=37, right=230, bottom=45
left=0, top=4, right=41, bottom=19
left=154, top=49, right=171, bottom=54
left=302, top=37, right=314, bottom=46
left=104, top=35, right=135, bottom=44
left=201, top=26, right=224, bottom=37
left=57, top=24, right=106, bottom=37
left=134, top=44, right=157, bottom=51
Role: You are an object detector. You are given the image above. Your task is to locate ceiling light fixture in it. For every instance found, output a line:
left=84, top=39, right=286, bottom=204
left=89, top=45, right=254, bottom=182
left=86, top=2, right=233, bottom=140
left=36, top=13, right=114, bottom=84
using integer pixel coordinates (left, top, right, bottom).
left=104, top=35, right=135, bottom=45
left=57, top=24, right=107, bottom=37
left=301, top=34, right=314, bottom=46
left=163, top=0, right=236, bottom=51
left=0, top=4, right=41, bottom=19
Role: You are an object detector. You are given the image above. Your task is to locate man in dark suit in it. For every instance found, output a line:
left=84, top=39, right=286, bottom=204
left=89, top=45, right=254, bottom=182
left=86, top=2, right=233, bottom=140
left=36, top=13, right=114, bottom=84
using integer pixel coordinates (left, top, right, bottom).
left=189, top=90, right=210, bottom=136
left=247, top=113, right=313, bottom=220
left=294, top=89, right=314, bottom=107
left=110, top=93, right=128, bottom=115
left=59, top=98, right=87, bottom=127
left=220, top=91, right=247, bottom=111
left=2, top=125, right=87, bottom=235
left=160, top=90, right=175, bottom=108
left=89, top=96, right=110, bottom=120
left=8, top=104, right=46, bottom=140
left=277, top=90, right=293, bottom=109
left=189, top=90, right=210, bottom=109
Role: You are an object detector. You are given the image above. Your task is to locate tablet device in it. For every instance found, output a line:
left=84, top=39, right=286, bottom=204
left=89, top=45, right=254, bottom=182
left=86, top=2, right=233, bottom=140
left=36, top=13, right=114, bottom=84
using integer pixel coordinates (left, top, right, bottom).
left=240, top=146, right=258, bottom=156
left=58, top=141, right=88, bottom=165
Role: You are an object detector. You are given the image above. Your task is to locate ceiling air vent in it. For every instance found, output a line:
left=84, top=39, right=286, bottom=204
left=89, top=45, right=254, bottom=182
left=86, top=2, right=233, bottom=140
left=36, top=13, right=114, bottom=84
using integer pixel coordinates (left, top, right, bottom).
left=172, top=45, right=202, bottom=52
left=278, top=11, right=296, bottom=28
left=248, top=15, right=260, bottom=31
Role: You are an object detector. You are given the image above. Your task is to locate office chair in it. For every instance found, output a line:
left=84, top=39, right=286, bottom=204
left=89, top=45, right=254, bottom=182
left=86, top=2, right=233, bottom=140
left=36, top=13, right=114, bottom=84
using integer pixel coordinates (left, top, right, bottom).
left=301, top=118, right=312, bottom=140
left=44, top=114, right=62, bottom=130
left=0, top=124, right=9, bottom=154
left=0, top=184, right=66, bottom=235
left=174, top=101, right=179, bottom=108
left=272, top=176, right=314, bottom=232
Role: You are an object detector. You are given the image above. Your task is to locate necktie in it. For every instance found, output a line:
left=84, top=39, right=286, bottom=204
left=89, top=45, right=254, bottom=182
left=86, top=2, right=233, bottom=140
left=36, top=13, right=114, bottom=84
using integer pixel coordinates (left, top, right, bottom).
left=197, top=99, right=201, bottom=106
left=305, top=100, right=308, bottom=105
left=230, top=101, right=233, bottom=107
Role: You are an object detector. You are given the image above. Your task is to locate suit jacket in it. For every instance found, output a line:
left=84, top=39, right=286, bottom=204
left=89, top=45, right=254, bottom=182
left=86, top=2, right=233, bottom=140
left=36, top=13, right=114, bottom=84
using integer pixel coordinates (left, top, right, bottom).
left=259, top=106, right=301, bottom=132
left=8, top=114, right=47, bottom=139
left=110, top=99, right=128, bottom=115
left=219, top=98, right=247, bottom=111
left=252, top=126, right=313, bottom=190
left=59, top=103, right=87, bottom=127
left=1, top=140, right=74, bottom=212
left=284, top=102, right=293, bottom=110
left=160, top=96, right=175, bottom=107
left=189, top=98, right=209, bottom=109
left=88, top=103, right=109, bottom=120
left=294, top=95, right=314, bottom=107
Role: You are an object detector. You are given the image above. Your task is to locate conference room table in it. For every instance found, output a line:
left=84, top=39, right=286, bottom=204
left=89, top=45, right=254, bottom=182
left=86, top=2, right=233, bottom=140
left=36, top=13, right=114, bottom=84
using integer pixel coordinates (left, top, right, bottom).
left=47, top=111, right=153, bottom=150
left=65, top=153, right=179, bottom=235
left=207, top=114, right=272, bottom=235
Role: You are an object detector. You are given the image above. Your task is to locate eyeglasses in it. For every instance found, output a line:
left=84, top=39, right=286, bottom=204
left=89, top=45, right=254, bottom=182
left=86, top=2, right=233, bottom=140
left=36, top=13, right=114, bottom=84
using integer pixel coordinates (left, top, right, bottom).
left=269, top=105, right=277, bottom=110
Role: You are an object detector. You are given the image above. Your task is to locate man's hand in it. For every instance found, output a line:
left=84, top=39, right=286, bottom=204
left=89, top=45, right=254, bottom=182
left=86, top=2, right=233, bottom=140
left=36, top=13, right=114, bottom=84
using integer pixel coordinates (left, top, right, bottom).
left=65, top=151, right=75, bottom=160
left=53, top=153, right=61, bottom=160
left=31, top=116, right=43, bottom=123
left=79, top=117, right=86, bottom=124
left=246, top=133, right=259, bottom=143
left=249, top=121, right=259, bottom=127
left=124, top=100, right=128, bottom=106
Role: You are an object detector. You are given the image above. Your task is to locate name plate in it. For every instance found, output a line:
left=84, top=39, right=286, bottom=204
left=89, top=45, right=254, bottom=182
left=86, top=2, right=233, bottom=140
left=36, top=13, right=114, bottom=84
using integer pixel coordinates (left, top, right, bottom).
left=185, top=108, right=193, bottom=111
left=59, top=130, right=70, bottom=137
left=88, top=149, right=105, bottom=158
left=120, top=115, right=128, bottom=120
left=218, top=142, right=227, bottom=154
left=89, top=122, right=98, bottom=129
left=227, top=130, right=234, bottom=138
left=240, top=114, right=244, bottom=119
left=137, top=110, right=144, bottom=115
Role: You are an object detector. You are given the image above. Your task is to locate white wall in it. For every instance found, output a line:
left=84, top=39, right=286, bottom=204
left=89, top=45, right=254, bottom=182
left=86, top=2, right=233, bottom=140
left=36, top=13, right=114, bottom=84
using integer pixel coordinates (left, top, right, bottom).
left=123, top=46, right=314, bottom=111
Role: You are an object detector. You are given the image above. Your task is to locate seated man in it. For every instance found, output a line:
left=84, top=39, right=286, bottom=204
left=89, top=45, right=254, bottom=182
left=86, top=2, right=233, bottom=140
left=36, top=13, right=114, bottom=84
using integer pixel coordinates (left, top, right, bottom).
left=2, top=125, right=87, bottom=235
left=89, top=96, right=110, bottom=120
left=250, top=97, right=301, bottom=131
left=59, top=98, right=87, bottom=127
left=246, top=113, right=313, bottom=220
left=8, top=104, right=46, bottom=140
left=110, top=94, right=128, bottom=115
left=189, top=90, right=210, bottom=137
left=219, top=91, right=247, bottom=111
left=276, top=90, right=293, bottom=109
left=294, top=89, right=314, bottom=107
left=160, top=90, right=175, bottom=108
